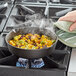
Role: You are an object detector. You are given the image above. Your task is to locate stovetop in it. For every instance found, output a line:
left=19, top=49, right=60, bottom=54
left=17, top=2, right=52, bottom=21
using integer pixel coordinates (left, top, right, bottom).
left=0, top=0, right=75, bottom=76
left=0, top=35, right=72, bottom=76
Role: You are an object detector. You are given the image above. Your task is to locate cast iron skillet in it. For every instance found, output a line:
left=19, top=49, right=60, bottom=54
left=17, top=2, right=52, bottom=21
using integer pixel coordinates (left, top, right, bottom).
left=5, top=27, right=57, bottom=59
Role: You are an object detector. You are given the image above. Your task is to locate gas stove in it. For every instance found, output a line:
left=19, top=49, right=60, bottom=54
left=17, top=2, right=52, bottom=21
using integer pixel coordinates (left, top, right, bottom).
left=0, top=0, right=75, bottom=76
left=0, top=33, right=72, bottom=76
left=0, top=32, right=72, bottom=76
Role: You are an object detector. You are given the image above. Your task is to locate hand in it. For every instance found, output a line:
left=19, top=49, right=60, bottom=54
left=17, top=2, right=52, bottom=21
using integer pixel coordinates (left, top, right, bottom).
left=58, top=10, right=76, bottom=31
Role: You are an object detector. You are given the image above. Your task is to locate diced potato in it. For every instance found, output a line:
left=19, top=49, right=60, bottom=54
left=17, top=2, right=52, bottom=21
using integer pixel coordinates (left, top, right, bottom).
left=9, top=34, right=55, bottom=49
left=41, top=40, right=45, bottom=44
left=32, top=46, right=37, bottom=49
left=21, top=46, right=25, bottom=49
left=14, top=36, right=19, bottom=41
left=28, top=44, right=33, bottom=48
left=9, top=40, right=16, bottom=46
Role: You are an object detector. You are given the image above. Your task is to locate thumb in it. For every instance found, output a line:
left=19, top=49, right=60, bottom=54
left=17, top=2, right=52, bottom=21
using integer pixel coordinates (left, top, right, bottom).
left=69, top=22, right=76, bottom=31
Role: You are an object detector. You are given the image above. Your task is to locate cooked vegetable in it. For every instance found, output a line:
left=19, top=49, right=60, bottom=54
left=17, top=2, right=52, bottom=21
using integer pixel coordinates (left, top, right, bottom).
left=9, top=33, right=55, bottom=49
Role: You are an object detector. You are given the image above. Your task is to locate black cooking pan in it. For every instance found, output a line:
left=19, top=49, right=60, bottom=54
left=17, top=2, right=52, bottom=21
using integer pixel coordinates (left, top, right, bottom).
left=5, top=27, right=57, bottom=59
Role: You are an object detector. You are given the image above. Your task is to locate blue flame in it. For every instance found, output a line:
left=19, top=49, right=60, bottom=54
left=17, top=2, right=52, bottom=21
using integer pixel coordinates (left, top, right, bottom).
left=16, top=58, right=45, bottom=68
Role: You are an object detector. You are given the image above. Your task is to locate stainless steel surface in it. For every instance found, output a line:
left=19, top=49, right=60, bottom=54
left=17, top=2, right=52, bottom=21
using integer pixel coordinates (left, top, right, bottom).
left=68, top=48, right=76, bottom=76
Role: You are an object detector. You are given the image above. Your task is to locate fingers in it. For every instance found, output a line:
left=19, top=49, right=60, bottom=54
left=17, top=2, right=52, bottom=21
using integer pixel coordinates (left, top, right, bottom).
left=58, top=15, right=76, bottom=22
left=58, top=16, right=66, bottom=21
left=69, top=22, right=76, bottom=31
left=58, top=15, right=75, bottom=22
left=58, top=10, right=76, bottom=31
left=58, top=10, right=76, bottom=22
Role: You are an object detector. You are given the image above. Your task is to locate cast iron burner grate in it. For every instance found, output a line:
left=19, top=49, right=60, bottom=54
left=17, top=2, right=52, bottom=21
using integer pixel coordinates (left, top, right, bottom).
left=4, top=4, right=46, bottom=32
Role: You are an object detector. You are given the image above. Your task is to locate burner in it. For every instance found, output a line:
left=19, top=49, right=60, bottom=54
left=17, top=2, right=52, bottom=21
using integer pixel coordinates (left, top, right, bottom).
left=31, top=58, right=44, bottom=68
left=16, top=58, right=45, bottom=68
left=16, top=58, right=29, bottom=68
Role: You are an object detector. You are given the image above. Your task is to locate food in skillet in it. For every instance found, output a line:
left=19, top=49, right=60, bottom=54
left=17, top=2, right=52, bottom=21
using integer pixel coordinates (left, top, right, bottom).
left=9, top=33, right=55, bottom=49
